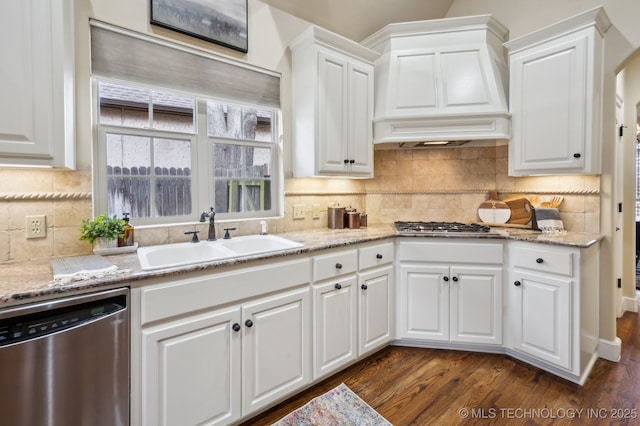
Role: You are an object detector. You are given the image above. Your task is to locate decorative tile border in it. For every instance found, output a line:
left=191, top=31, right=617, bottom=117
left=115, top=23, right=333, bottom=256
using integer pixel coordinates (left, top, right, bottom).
left=0, top=192, right=92, bottom=201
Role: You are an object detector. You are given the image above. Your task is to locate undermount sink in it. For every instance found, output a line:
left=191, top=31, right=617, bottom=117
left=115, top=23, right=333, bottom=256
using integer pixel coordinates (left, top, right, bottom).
left=137, top=235, right=304, bottom=270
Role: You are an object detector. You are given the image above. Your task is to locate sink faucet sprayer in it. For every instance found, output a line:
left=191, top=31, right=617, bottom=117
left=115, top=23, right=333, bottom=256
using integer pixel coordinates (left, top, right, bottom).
left=199, top=207, right=216, bottom=241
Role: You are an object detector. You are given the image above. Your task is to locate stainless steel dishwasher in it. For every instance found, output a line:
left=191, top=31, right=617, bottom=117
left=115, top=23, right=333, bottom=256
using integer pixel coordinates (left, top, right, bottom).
left=0, top=287, right=129, bottom=426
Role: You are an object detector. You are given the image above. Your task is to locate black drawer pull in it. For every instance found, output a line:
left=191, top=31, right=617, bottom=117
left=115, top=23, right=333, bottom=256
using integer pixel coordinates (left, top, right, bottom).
left=452, top=276, right=458, bottom=282
left=514, top=281, right=522, bottom=287
left=573, top=153, right=581, bottom=158
left=245, top=319, right=253, bottom=328
left=443, top=276, right=449, bottom=282
left=232, top=323, right=241, bottom=332
left=536, top=258, right=544, bottom=264
left=335, top=263, right=343, bottom=269
left=335, top=283, right=342, bottom=289
left=376, top=254, right=383, bottom=259
left=361, top=284, right=368, bottom=290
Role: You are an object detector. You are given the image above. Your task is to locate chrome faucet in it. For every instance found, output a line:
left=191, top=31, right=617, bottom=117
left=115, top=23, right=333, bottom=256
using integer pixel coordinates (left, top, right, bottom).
left=199, top=207, right=216, bottom=241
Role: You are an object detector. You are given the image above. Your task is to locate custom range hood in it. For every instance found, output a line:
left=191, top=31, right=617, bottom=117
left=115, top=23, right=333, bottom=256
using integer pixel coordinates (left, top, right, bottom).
left=361, top=15, right=510, bottom=148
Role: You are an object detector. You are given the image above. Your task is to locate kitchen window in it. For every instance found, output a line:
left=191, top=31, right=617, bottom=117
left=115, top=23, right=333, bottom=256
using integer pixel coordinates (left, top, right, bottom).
left=94, top=80, right=279, bottom=224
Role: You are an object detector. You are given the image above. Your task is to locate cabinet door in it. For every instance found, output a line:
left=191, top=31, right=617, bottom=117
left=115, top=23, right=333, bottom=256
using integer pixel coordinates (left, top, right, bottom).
left=398, top=264, right=449, bottom=341
left=346, top=60, right=374, bottom=176
left=509, top=36, right=589, bottom=175
left=450, top=266, right=503, bottom=345
left=0, top=0, right=74, bottom=168
left=359, top=265, right=394, bottom=355
left=242, top=287, right=311, bottom=416
left=313, top=277, right=357, bottom=379
left=511, top=271, right=571, bottom=369
left=142, top=308, right=241, bottom=426
left=317, top=50, right=348, bottom=174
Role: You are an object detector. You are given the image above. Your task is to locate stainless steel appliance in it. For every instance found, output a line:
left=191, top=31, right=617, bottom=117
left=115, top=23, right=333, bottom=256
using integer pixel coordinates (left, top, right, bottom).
left=0, top=288, right=129, bottom=426
left=394, top=221, right=498, bottom=236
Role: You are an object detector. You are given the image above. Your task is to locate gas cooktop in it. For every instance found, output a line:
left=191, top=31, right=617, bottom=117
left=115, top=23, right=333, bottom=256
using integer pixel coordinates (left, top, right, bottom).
left=394, top=221, right=494, bottom=235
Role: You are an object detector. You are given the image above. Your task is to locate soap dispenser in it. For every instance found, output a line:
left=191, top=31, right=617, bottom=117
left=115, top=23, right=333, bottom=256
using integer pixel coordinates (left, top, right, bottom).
left=118, top=212, right=135, bottom=247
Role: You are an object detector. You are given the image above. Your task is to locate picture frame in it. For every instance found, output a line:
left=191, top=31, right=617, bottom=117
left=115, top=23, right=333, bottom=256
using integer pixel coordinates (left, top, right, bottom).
left=151, top=0, right=248, bottom=53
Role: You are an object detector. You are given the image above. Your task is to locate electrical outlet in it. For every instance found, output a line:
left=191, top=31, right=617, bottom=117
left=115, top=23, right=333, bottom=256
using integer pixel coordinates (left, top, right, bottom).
left=312, top=204, right=321, bottom=219
left=26, top=215, right=46, bottom=239
left=293, top=204, right=305, bottom=220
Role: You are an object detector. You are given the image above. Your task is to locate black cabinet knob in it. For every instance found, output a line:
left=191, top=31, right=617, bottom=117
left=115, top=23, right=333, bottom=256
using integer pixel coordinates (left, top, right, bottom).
left=349, top=159, right=355, bottom=164
left=514, top=281, right=522, bottom=287
left=232, top=323, right=241, bottom=332
left=536, top=258, right=544, bottom=264
left=443, top=276, right=449, bottom=282
left=344, top=159, right=349, bottom=164
left=335, top=262, right=342, bottom=269
left=376, top=254, right=383, bottom=259
left=573, top=153, right=581, bottom=158
left=335, top=283, right=342, bottom=289
left=452, top=276, right=458, bottom=282
left=245, top=319, right=253, bottom=328
left=361, top=284, right=368, bottom=290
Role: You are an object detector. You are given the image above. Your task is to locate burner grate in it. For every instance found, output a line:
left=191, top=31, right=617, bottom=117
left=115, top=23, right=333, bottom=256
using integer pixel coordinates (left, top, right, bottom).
left=395, top=221, right=491, bottom=234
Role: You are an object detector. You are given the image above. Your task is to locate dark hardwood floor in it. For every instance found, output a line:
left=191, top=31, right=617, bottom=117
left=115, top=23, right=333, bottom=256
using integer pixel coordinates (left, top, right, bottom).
left=241, top=307, right=640, bottom=425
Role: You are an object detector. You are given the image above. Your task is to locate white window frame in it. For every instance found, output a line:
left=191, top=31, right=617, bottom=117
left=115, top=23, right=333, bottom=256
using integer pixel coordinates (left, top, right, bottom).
left=92, top=79, right=282, bottom=225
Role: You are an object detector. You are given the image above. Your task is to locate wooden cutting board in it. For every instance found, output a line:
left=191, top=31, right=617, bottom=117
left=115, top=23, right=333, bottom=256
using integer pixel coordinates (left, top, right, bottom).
left=477, top=191, right=511, bottom=224
left=505, top=197, right=532, bottom=225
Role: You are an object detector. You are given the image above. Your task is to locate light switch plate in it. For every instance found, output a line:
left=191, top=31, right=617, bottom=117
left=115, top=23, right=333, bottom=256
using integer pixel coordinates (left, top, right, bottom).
left=293, top=204, right=305, bottom=219
left=312, top=204, right=321, bottom=219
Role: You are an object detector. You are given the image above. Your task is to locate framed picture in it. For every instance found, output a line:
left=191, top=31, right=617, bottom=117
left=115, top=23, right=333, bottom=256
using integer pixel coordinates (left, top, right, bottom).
left=151, top=0, right=248, bottom=53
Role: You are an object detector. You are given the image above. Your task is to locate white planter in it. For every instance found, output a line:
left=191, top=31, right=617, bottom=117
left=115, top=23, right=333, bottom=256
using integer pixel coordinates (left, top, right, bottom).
left=94, top=237, right=118, bottom=251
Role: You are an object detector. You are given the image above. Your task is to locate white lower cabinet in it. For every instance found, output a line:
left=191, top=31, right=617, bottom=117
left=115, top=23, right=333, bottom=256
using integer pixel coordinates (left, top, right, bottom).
left=242, top=288, right=311, bottom=415
left=507, top=241, right=599, bottom=383
left=312, top=276, right=358, bottom=379
left=142, top=308, right=242, bottom=426
left=311, top=242, right=394, bottom=380
left=358, top=265, right=394, bottom=355
left=132, top=258, right=312, bottom=426
left=398, top=263, right=503, bottom=345
left=397, top=239, right=504, bottom=347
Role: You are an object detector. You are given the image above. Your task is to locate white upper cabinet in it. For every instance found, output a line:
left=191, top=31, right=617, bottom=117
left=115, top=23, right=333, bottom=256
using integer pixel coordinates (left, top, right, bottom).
left=361, top=15, right=510, bottom=146
left=0, top=0, right=75, bottom=169
left=290, top=26, right=378, bottom=177
left=505, top=7, right=611, bottom=176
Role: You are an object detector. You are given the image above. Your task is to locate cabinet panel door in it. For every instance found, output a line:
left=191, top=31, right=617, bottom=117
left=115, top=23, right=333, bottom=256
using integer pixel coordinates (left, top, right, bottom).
left=347, top=61, right=374, bottom=175
left=390, top=51, right=438, bottom=113
left=317, top=50, right=348, bottom=173
left=0, top=0, right=74, bottom=168
left=242, top=287, right=311, bottom=416
left=398, top=264, right=449, bottom=340
left=313, top=277, right=357, bottom=379
left=359, top=266, right=394, bottom=355
left=509, top=36, right=588, bottom=174
left=512, top=271, right=571, bottom=369
left=450, top=266, right=503, bottom=345
left=142, top=308, right=241, bottom=426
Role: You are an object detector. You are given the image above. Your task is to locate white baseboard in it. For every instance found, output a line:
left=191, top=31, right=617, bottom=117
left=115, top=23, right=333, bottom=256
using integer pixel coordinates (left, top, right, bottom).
left=598, top=337, right=622, bottom=362
left=622, top=295, right=639, bottom=313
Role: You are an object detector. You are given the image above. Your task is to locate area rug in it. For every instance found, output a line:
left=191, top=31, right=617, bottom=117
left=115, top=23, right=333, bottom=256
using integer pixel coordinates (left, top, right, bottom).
left=272, top=383, right=392, bottom=426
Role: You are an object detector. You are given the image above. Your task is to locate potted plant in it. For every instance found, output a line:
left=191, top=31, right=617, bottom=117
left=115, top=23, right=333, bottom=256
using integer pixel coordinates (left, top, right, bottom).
left=80, top=213, right=126, bottom=249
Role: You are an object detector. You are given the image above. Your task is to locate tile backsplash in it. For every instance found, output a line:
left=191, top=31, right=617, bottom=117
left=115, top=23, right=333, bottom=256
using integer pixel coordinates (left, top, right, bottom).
left=0, top=145, right=600, bottom=263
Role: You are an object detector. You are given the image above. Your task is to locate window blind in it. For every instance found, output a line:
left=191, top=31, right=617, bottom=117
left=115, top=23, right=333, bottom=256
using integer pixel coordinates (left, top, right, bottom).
left=90, top=20, right=280, bottom=108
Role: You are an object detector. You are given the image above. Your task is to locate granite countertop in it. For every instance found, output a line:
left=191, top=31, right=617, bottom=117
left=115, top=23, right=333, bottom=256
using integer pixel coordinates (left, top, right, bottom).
left=0, top=224, right=603, bottom=308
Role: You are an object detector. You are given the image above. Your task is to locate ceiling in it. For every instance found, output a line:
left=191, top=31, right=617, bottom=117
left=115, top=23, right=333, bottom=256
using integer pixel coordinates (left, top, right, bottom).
left=261, top=0, right=455, bottom=41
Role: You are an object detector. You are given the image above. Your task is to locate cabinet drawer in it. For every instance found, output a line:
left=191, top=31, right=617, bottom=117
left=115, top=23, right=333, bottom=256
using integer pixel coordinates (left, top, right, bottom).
left=511, top=244, right=573, bottom=276
left=397, top=239, right=503, bottom=264
left=359, top=243, right=395, bottom=270
left=314, top=249, right=357, bottom=282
